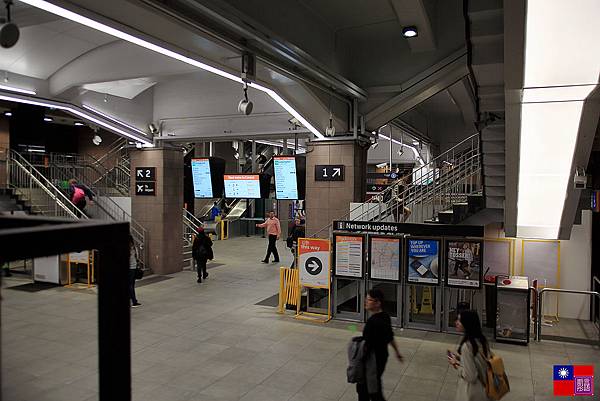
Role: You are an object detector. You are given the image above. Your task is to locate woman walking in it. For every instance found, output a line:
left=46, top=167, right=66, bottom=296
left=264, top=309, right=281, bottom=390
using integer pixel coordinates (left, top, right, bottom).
left=448, top=310, right=490, bottom=401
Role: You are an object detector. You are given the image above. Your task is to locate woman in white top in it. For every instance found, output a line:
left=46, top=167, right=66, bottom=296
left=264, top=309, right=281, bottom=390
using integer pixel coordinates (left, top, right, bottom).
left=448, top=310, right=490, bottom=401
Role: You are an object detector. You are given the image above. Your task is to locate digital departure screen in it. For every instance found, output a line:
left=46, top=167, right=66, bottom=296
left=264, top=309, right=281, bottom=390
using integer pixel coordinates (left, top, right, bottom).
left=273, top=156, right=299, bottom=200
left=224, top=174, right=261, bottom=198
left=191, top=158, right=213, bottom=198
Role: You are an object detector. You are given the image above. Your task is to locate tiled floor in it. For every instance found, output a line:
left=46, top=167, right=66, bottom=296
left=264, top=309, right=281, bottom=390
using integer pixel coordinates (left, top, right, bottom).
left=2, top=236, right=599, bottom=401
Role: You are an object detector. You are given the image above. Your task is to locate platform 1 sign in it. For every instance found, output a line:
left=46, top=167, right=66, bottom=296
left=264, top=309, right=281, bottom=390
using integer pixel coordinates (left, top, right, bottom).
left=298, top=238, right=330, bottom=288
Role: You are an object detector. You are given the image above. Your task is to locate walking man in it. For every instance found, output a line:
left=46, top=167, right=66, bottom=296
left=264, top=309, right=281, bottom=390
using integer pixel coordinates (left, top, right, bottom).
left=256, top=211, right=281, bottom=263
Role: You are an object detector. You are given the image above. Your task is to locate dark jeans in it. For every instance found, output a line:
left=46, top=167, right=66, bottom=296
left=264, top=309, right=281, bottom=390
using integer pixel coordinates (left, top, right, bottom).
left=196, top=256, right=208, bottom=281
left=74, top=200, right=86, bottom=218
left=356, top=357, right=386, bottom=401
left=128, top=269, right=138, bottom=304
left=265, top=235, right=280, bottom=262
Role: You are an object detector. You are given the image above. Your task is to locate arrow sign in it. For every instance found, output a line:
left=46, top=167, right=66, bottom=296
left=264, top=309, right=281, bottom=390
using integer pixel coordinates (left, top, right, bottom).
left=332, top=168, right=341, bottom=177
left=305, top=257, right=323, bottom=275
left=135, top=167, right=156, bottom=182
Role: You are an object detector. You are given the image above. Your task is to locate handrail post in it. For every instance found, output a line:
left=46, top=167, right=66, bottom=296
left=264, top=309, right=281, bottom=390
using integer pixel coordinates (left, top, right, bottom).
left=537, top=290, right=543, bottom=342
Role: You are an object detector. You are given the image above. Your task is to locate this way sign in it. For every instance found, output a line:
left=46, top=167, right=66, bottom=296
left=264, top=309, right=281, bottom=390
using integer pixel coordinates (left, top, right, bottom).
left=298, top=238, right=330, bottom=287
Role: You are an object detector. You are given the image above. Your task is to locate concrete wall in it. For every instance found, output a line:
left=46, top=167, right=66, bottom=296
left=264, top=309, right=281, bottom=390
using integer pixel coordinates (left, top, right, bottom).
left=484, top=212, right=593, bottom=320
left=305, top=141, right=367, bottom=236
left=0, top=117, right=9, bottom=187
left=130, top=148, right=183, bottom=275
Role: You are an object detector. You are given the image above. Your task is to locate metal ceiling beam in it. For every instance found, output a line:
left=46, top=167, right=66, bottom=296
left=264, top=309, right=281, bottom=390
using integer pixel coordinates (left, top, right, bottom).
left=156, top=129, right=312, bottom=143
left=139, top=0, right=367, bottom=102
left=364, top=49, right=469, bottom=130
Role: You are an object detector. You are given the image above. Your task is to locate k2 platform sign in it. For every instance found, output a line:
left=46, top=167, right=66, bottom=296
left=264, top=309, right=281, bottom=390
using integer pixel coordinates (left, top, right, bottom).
left=298, top=238, right=330, bottom=288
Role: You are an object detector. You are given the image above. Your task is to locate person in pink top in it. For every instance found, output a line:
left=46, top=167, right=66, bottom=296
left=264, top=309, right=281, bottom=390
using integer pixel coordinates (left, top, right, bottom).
left=256, top=211, right=281, bottom=263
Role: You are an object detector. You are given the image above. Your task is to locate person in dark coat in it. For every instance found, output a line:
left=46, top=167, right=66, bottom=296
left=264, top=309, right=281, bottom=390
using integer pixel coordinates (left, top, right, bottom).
left=192, top=227, right=213, bottom=283
left=357, top=289, right=404, bottom=401
left=287, top=218, right=305, bottom=268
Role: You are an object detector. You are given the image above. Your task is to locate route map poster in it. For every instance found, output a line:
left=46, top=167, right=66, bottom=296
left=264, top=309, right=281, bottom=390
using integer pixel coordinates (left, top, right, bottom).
left=298, top=238, right=330, bottom=288
left=407, top=239, right=440, bottom=284
left=334, top=235, right=363, bottom=278
left=446, top=240, right=482, bottom=288
left=369, top=237, right=401, bottom=281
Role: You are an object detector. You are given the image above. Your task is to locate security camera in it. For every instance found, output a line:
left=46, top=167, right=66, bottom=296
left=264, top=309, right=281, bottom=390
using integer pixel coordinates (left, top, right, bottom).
left=148, top=123, right=158, bottom=134
left=238, top=98, right=253, bottom=115
left=574, top=167, right=587, bottom=189
left=0, top=1, right=19, bottom=49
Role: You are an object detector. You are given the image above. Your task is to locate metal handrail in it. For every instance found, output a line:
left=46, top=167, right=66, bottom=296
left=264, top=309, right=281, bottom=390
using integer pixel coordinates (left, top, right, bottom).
left=7, top=149, right=87, bottom=219
left=593, top=276, right=600, bottom=328
left=311, top=133, right=481, bottom=237
left=536, top=287, right=600, bottom=342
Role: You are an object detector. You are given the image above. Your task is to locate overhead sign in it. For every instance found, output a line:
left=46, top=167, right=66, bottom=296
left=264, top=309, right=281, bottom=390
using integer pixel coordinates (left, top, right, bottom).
left=333, top=220, right=485, bottom=237
left=135, top=182, right=156, bottom=196
left=273, top=156, right=299, bottom=200
left=298, top=238, right=330, bottom=288
left=315, top=165, right=345, bottom=181
left=135, top=167, right=156, bottom=182
left=191, top=158, right=213, bottom=198
left=224, top=174, right=261, bottom=198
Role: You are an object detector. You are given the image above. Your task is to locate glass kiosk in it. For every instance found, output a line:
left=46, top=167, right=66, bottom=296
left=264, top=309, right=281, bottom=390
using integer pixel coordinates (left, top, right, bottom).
left=495, top=276, right=530, bottom=344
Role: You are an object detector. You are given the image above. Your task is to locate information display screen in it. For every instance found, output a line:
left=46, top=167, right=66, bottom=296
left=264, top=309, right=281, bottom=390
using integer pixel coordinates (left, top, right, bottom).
left=334, top=235, right=364, bottom=277
left=191, top=158, right=213, bottom=198
left=407, top=238, right=440, bottom=284
left=369, top=236, right=401, bottom=281
left=446, top=240, right=482, bottom=288
left=273, top=156, right=299, bottom=200
left=224, top=174, right=261, bottom=198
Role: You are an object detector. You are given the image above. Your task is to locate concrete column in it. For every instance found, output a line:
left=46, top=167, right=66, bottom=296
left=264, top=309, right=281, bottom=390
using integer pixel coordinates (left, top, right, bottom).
left=130, top=148, right=183, bottom=275
left=0, top=117, right=9, bottom=187
left=305, top=140, right=368, bottom=237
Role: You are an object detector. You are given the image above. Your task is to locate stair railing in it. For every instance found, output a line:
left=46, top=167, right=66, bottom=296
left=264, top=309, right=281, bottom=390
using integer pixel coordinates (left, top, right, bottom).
left=6, top=149, right=86, bottom=219
left=311, top=133, right=481, bottom=238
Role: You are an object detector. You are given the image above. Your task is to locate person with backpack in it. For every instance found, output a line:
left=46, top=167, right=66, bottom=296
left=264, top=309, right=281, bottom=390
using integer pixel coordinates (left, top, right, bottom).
left=355, top=289, right=403, bottom=401
left=192, top=227, right=213, bottom=283
left=448, top=310, right=498, bottom=401
left=68, top=178, right=94, bottom=217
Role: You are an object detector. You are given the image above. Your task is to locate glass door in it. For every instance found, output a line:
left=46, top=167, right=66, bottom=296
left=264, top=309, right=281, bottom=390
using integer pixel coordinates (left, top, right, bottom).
left=443, top=287, right=484, bottom=333
left=404, top=284, right=441, bottom=330
left=333, top=277, right=364, bottom=321
left=367, top=280, right=402, bottom=326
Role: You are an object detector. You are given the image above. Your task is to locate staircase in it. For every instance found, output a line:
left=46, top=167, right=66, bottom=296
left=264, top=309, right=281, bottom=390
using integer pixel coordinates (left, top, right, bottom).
left=7, top=149, right=149, bottom=269
left=313, top=133, right=484, bottom=237
left=467, top=0, right=505, bottom=214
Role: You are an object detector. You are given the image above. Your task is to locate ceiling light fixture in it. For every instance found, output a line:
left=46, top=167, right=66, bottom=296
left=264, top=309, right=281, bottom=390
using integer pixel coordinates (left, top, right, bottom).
left=74, top=121, right=85, bottom=126
left=0, top=92, right=153, bottom=145
left=379, top=133, right=425, bottom=166
left=402, top=26, right=418, bottom=38
left=43, top=116, right=52, bottom=122
left=0, top=83, right=36, bottom=95
left=92, top=134, right=102, bottom=145
left=18, top=0, right=324, bottom=140
left=3, top=111, right=12, bottom=116
left=82, top=105, right=148, bottom=136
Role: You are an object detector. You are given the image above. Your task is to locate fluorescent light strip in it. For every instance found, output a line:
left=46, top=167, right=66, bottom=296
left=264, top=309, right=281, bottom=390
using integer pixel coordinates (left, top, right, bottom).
left=19, top=0, right=323, bottom=140
left=0, top=92, right=153, bottom=146
left=0, top=84, right=37, bottom=95
left=82, top=104, right=148, bottom=136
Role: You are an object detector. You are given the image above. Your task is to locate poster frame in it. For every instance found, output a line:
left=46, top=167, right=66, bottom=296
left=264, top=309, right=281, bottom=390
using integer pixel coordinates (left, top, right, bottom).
left=443, top=237, right=484, bottom=289
left=367, top=234, right=403, bottom=283
left=332, top=232, right=366, bottom=279
left=483, top=237, right=515, bottom=276
left=405, top=236, right=442, bottom=286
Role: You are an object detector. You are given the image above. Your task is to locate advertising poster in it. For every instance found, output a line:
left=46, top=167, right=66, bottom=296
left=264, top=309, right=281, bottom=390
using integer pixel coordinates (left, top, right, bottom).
left=298, top=238, right=330, bottom=287
left=446, top=240, right=482, bottom=288
left=369, top=237, right=401, bottom=281
left=407, top=239, right=440, bottom=284
left=334, top=235, right=363, bottom=278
